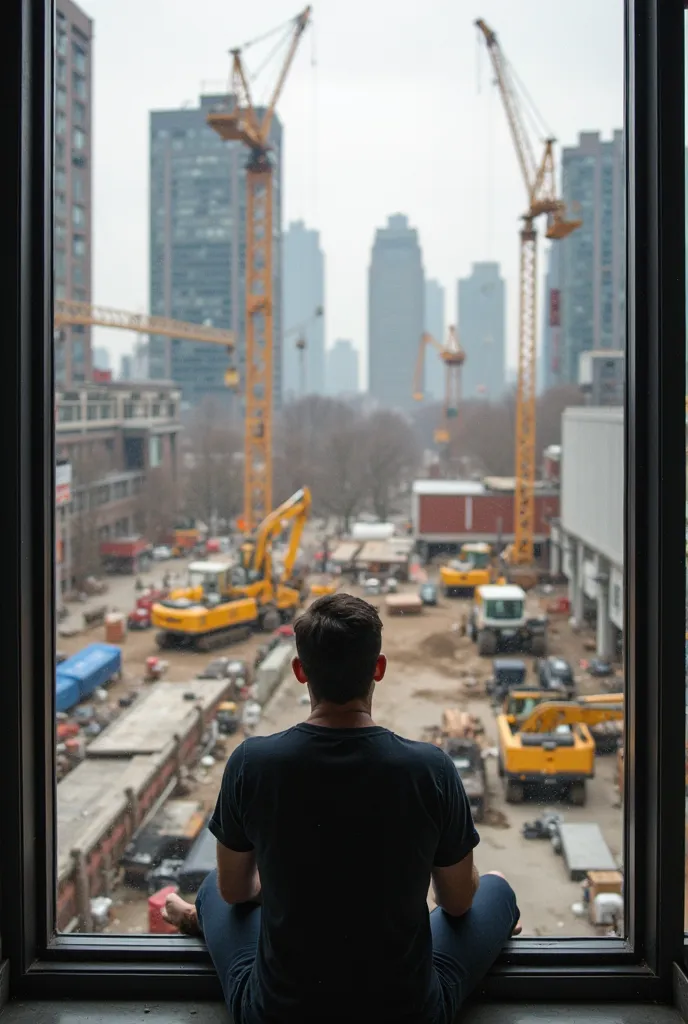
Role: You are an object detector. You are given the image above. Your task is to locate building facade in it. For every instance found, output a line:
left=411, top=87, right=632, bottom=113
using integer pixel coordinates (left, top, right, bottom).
left=149, top=95, right=283, bottom=408
left=368, top=214, right=424, bottom=412
left=424, top=279, right=445, bottom=401
left=55, top=382, right=182, bottom=591
left=556, top=130, right=626, bottom=385
left=457, top=262, right=506, bottom=400
left=282, top=221, right=325, bottom=401
left=326, top=339, right=359, bottom=397
left=540, top=243, right=563, bottom=393
left=55, top=0, right=93, bottom=386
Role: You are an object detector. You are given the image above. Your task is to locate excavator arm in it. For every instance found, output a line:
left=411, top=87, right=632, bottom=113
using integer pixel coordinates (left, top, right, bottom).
left=249, top=486, right=312, bottom=583
left=520, top=699, right=624, bottom=734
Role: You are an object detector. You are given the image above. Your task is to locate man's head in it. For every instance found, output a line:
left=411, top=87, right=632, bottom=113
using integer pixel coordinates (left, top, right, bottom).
left=292, top=593, right=386, bottom=705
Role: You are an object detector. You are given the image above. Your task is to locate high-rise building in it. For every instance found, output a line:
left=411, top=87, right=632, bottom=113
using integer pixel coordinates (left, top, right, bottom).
left=557, top=130, right=625, bottom=385
left=282, top=221, right=325, bottom=401
left=541, top=243, right=563, bottom=393
left=149, top=95, right=283, bottom=406
left=54, top=0, right=93, bottom=386
left=424, top=279, right=445, bottom=401
left=368, top=214, right=424, bottom=411
left=119, top=354, right=133, bottom=381
left=457, top=262, right=506, bottom=400
left=326, top=340, right=359, bottom=397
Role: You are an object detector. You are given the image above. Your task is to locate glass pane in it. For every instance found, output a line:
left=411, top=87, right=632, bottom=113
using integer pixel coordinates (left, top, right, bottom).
left=53, top=0, right=625, bottom=955
left=685, top=4, right=688, bottom=937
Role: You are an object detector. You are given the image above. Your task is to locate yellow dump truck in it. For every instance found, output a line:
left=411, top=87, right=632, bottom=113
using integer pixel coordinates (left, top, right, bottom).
left=440, top=542, right=494, bottom=596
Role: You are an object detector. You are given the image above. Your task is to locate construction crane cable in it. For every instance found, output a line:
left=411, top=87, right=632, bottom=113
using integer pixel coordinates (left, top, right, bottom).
left=240, top=16, right=297, bottom=52
left=249, top=25, right=295, bottom=87
left=505, top=56, right=553, bottom=141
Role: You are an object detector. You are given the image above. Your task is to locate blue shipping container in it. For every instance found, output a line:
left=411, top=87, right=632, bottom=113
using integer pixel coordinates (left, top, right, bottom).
left=55, top=674, right=80, bottom=714
left=56, top=643, right=122, bottom=710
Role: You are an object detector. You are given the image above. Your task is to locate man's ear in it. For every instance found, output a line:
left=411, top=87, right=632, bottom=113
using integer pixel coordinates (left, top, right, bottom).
left=292, top=656, right=308, bottom=684
left=373, top=654, right=387, bottom=682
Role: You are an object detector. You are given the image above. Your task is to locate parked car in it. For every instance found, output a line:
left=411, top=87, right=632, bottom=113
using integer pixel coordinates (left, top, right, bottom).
left=588, top=658, right=614, bottom=678
left=536, top=655, right=577, bottom=698
left=152, top=545, right=173, bottom=561
left=419, top=583, right=438, bottom=606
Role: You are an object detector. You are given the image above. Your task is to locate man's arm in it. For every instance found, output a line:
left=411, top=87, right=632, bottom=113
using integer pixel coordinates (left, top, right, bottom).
left=208, top=743, right=261, bottom=904
left=216, top=842, right=261, bottom=905
left=431, top=751, right=481, bottom=917
left=432, top=851, right=480, bottom=917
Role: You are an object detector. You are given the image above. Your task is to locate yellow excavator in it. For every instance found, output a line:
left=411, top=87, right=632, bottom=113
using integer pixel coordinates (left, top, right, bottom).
left=152, top=488, right=312, bottom=652
left=496, top=694, right=624, bottom=806
left=439, top=542, right=501, bottom=596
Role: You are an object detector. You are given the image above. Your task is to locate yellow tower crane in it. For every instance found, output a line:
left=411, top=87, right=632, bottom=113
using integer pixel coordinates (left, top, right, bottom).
left=413, top=326, right=466, bottom=447
left=54, top=299, right=236, bottom=379
left=475, top=19, right=581, bottom=568
left=208, top=7, right=311, bottom=532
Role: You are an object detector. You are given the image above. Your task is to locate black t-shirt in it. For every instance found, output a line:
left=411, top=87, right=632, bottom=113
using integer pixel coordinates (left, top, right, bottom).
left=209, top=723, right=479, bottom=1024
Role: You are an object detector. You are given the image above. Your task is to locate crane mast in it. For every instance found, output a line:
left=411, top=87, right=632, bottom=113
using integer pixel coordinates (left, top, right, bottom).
left=209, top=8, right=311, bottom=532
left=413, top=326, right=466, bottom=449
left=475, top=19, right=581, bottom=566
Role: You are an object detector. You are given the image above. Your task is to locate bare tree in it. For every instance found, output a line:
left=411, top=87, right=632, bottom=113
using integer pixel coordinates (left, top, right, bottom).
left=363, top=410, right=418, bottom=521
left=181, top=399, right=243, bottom=529
left=134, top=467, right=180, bottom=544
left=69, top=447, right=103, bottom=588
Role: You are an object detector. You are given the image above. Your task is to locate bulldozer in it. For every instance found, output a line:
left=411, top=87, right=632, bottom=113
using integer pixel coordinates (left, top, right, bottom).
left=496, top=694, right=624, bottom=806
left=151, top=488, right=311, bottom=652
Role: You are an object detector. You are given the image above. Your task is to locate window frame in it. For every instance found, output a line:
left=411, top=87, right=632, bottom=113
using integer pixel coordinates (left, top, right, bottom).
left=0, top=0, right=686, bottom=1005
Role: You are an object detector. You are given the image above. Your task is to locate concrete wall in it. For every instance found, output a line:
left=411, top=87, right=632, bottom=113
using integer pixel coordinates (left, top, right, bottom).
left=561, top=406, right=623, bottom=568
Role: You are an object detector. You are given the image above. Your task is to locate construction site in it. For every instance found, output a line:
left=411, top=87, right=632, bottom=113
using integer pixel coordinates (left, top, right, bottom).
left=52, top=7, right=629, bottom=943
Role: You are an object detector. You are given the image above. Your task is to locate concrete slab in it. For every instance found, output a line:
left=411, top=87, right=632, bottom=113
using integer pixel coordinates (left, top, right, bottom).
left=85, top=680, right=229, bottom=758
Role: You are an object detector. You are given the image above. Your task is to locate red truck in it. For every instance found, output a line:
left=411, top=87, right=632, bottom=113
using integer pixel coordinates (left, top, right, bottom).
left=127, top=588, right=169, bottom=630
left=100, top=536, right=151, bottom=575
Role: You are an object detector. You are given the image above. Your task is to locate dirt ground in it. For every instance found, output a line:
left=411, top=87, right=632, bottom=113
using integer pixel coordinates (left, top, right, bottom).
left=63, top=572, right=623, bottom=938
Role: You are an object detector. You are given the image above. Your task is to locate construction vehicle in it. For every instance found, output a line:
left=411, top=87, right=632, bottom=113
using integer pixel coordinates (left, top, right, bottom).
left=475, top=20, right=581, bottom=581
left=208, top=8, right=311, bottom=531
left=440, top=542, right=495, bottom=596
left=151, top=488, right=311, bottom=651
left=496, top=696, right=624, bottom=806
left=469, top=584, right=547, bottom=657
left=424, top=710, right=486, bottom=821
left=412, top=326, right=466, bottom=452
left=486, top=658, right=528, bottom=703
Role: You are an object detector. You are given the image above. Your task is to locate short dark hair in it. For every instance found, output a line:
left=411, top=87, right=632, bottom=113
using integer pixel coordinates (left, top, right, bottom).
left=294, top=593, right=383, bottom=704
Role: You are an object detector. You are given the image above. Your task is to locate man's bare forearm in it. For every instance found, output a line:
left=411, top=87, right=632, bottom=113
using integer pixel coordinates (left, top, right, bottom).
left=433, top=863, right=480, bottom=917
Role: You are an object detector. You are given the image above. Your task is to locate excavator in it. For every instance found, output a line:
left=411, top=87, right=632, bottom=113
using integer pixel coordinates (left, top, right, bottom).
left=151, top=488, right=311, bottom=652
left=439, top=542, right=502, bottom=596
left=496, top=694, right=624, bottom=806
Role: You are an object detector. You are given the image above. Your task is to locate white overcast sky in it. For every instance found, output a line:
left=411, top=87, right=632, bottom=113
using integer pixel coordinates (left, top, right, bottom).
left=84, top=0, right=624, bottom=378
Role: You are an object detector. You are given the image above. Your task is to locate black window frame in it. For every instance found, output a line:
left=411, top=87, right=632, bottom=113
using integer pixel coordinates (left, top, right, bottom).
left=0, top=0, right=686, bottom=1005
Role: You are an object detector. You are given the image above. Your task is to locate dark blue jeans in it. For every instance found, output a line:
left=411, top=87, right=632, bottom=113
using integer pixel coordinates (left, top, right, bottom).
left=196, top=870, right=518, bottom=1024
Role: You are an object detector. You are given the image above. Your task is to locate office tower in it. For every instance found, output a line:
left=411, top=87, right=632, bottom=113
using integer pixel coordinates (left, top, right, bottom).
left=54, top=0, right=93, bottom=386
left=424, top=279, right=446, bottom=401
left=558, top=130, right=625, bottom=385
left=457, top=262, right=506, bottom=400
left=282, top=221, right=325, bottom=401
left=149, top=95, right=283, bottom=406
left=368, top=214, right=424, bottom=411
left=119, top=354, right=133, bottom=380
left=541, top=243, right=563, bottom=393
left=326, top=340, right=359, bottom=397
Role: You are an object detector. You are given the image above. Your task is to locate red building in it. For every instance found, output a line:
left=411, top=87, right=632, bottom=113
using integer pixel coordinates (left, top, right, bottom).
left=412, top=479, right=559, bottom=558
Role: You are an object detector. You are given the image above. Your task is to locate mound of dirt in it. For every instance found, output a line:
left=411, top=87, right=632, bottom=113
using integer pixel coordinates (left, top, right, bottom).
left=419, top=632, right=460, bottom=661
left=482, top=808, right=510, bottom=829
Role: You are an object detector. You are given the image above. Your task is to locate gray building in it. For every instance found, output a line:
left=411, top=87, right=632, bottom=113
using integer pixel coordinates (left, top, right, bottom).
left=55, top=0, right=93, bottom=386
left=368, top=214, right=424, bottom=411
left=550, top=406, right=623, bottom=660
left=283, top=220, right=325, bottom=400
left=557, top=130, right=626, bottom=386
left=424, top=279, right=445, bottom=401
left=92, top=347, right=110, bottom=372
left=326, top=340, right=359, bottom=397
left=457, top=262, right=506, bottom=400
left=540, top=243, right=563, bottom=393
left=149, top=94, right=282, bottom=407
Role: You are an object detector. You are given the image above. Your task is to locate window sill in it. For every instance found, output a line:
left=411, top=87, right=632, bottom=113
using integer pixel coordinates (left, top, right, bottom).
left=0, top=1002, right=684, bottom=1024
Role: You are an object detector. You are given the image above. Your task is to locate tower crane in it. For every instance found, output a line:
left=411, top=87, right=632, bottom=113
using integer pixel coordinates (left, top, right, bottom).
left=412, top=326, right=466, bottom=447
left=208, top=7, right=312, bottom=532
left=54, top=299, right=236, bottom=382
left=475, top=19, right=581, bottom=568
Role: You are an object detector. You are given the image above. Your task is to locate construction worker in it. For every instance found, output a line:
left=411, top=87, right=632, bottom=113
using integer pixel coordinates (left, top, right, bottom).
left=163, top=593, right=520, bottom=1024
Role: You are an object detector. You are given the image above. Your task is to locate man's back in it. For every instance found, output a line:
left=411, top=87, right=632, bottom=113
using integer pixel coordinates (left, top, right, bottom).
left=210, top=722, right=479, bottom=1024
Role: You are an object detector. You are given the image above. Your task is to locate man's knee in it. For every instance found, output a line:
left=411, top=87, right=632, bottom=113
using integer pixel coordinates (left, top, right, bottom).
left=196, top=867, right=219, bottom=916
